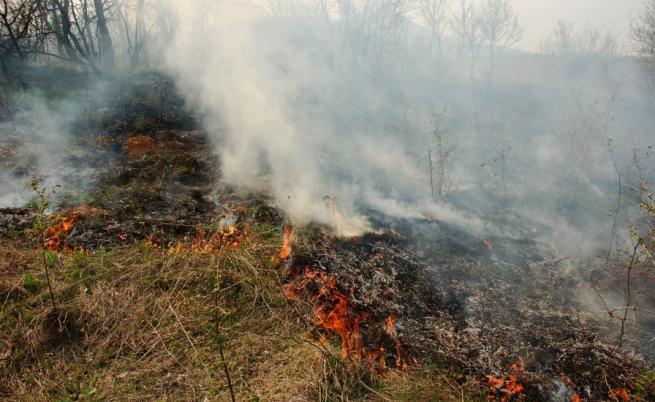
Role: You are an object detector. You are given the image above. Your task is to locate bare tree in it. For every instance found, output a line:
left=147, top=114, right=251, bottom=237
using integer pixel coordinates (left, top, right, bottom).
left=476, top=0, right=522, bottom=79
left=418, top=0, right=450, bottom=62
left=42, top=0, right=115, bottom=72
left=632, top=0, right=655, bottom=75
left=428, top=115, right=455, bottom=198
left=93, top=0, right=113, bottom=67
left=0, top=0, right=48, bottom=81
left=116, top=0, right=145, bottom=68
left=556, top=90, right=617, bottom=182
left=542, top=21, right=617, bottom=61
left=450, top=0, right=482, bottom=79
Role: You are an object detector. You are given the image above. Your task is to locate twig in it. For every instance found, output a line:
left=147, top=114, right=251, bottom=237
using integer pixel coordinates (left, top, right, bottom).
left=168, top=301, right=198, bottom=355
left=214, top=248, right=236, bottom=402
left=618, top=242, right=640, bottom=347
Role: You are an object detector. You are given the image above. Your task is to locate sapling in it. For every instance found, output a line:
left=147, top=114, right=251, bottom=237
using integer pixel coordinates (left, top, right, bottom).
left=428, top=117, right=456, bottom=199
left=29, top=177, right=60, bottom=312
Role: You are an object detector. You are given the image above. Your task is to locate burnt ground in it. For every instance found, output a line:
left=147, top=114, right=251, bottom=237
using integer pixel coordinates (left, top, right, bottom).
left=284, top=219, right=652, bottom=401
left=1, top=72, right=654, bottom=401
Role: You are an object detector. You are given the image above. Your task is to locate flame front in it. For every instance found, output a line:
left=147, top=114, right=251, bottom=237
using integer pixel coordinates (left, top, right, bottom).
left=160, top=225, right=243, bottom=255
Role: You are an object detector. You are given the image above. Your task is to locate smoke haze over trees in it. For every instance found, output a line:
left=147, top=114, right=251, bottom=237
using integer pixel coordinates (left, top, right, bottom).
left=2, top=0, right=655, bottom=400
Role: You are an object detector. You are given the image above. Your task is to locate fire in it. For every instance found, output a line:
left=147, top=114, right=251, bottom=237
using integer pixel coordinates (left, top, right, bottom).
left=609, top=387, right=630, bottom=402
left=486, top=358, right=525, bottom=402
left=44, top=212, right=78, bottom=251
left=160, top=225, right=243, bottom=255
left=315, top=289, right=363, bottom=359
left=279, top=224, right=293, bottom=261
left=282, top=266, right=363, bottom=359
left=283, top=264, right=415, bottom=369
left=482, top=239, right=494, bottom=252
left=385, top=311, right=397, bottom=337
left=571, top=394, right=581, bottom=402
left=191, top=225, right=241, bottom=253
left=486, top=374, right=523, bottom=402
left=168, top=241, right=183, bottom=255
left=510, top=357, right=525, bottom=372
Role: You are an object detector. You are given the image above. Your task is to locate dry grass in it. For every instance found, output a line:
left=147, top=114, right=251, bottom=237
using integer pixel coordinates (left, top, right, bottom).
left=0, top=224, right=470, bottom=401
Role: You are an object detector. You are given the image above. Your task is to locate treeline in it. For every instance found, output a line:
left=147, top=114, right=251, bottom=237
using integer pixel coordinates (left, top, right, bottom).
left=3, top=0, right=655, bottom=82
left=0, top=0, right=176, bottom=81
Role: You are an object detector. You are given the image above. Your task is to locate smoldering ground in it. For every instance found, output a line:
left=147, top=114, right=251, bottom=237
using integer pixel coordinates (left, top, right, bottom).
left=1, top=1, right=655, bottom=398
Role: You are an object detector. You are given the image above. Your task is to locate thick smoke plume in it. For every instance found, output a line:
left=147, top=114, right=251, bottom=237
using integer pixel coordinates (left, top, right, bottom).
left=163, top=3, right=486, bottom=235
left=163, top=1, right=653, bottom=249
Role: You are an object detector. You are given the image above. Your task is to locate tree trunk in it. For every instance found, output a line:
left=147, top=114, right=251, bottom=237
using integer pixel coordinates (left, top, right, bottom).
left=93, top=0, right=113, bottom=68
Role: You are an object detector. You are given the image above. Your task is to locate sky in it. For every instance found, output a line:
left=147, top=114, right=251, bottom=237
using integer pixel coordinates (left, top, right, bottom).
left=510, top=0, right=645, bottom=52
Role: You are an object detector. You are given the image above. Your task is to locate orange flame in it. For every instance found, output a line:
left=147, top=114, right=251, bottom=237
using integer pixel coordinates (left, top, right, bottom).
left=510, top=357, right=525, bottom=372
left=163, top=226, right=243, bottom=255
left=385, top=311, right=397, bottom=331
left=280, top=224, right=293, bottom=261
left=44, top=212, right=78, bottom=251
left=283, top=265, right=416, bottom=369
left=486, top=358, right=525, bottom=402
left=609, top=388, right=630, bottom=402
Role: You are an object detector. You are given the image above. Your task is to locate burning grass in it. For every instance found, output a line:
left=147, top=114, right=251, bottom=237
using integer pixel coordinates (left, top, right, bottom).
left=275, top=222, right=655, bottom=401
left=1, top=80, right=653, bottom=400
left=0, top=222, right=478, bottom=401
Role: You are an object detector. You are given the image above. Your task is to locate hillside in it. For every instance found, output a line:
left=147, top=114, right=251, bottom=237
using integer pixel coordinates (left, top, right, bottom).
left=1, top=75, right=653, bottom=402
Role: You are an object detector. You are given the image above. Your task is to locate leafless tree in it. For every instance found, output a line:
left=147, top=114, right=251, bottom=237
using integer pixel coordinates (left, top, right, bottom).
left=632, top=0, right=655, bottom=81
left=633, top=0, right=655, bottom=59
left=116, top=0, right=145, bottom=68
left=476, top=0, right=522, bottom=79
left=450, top=0, right=485, bottom=80
left=556, top=90, right=617, bottom=182
left=93, top=0, right=113, bottom=66
left=418, top=0, right=450, bottom=62
left=0, top=0, right=52, bottom=82
left=41, top=0, right=115, bottom=72
left=428, top=115, right=455, bottom=198
left=542, top=21, right=617, bottom=61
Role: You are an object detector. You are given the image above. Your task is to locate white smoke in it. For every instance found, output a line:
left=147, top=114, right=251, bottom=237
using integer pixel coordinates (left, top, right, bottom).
left=163, top=3, right=459, bottom=234
left=162, top=1, right=654, bottom=241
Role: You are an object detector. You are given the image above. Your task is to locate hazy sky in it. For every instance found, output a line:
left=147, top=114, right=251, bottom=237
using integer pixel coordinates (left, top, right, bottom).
left=511, top=0, right=644, bottom=51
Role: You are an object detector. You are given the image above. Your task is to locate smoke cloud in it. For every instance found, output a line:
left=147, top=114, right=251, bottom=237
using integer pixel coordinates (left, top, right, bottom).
left=162, top=1, right=653, bottom=247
